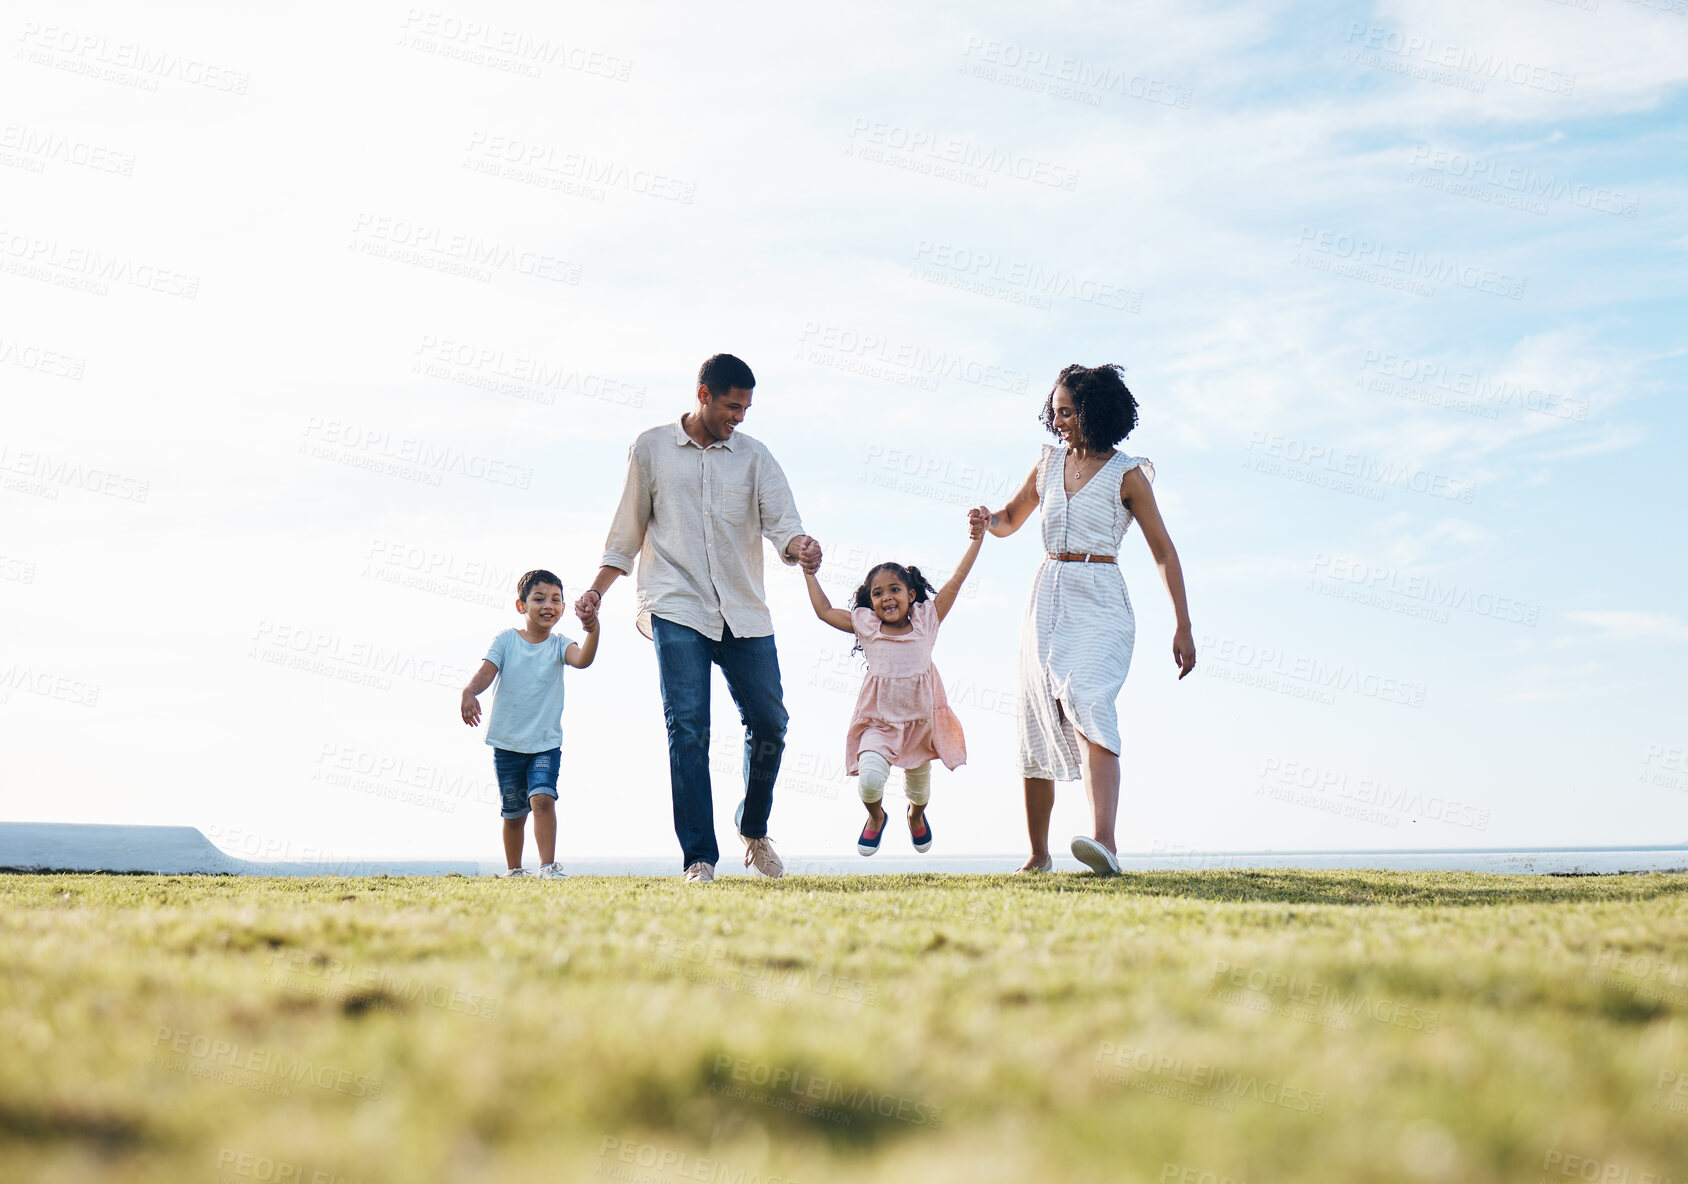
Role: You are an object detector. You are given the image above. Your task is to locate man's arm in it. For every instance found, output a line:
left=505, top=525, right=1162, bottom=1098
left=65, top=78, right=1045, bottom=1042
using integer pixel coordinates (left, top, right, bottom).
left=757, top=450, right=821, bottom=573
left=578, top=442, right=649, bottom=628
left=575, top=567, right=623, bottom=632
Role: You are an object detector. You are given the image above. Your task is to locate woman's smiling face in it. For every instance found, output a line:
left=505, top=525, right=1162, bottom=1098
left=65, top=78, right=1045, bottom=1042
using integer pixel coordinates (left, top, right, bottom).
left=1050, top=386, right=1083, bottom=448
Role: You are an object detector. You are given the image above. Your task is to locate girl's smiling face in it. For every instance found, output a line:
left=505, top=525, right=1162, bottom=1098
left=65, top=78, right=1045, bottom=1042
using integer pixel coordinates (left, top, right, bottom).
left=868, top=572, right=913, bottom=627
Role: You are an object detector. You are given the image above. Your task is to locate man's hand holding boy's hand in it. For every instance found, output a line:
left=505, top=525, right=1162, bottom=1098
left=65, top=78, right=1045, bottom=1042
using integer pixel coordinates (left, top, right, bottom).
left=573, top=588, right=601, bottom=631
left=460, top=690, right=482, bottom=726
left=968, top=505, right=990, bottom=540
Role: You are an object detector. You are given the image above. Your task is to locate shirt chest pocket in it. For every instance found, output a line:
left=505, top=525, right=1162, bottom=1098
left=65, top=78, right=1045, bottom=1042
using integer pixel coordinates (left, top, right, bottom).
left=718, top=481, right=755, bottom=527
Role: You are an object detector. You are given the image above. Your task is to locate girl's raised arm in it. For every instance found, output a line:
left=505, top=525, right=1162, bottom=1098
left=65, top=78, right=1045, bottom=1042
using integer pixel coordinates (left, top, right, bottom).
left=805, top=570, right=856, bottom=634
left=934, top=509, right=988, bottom=621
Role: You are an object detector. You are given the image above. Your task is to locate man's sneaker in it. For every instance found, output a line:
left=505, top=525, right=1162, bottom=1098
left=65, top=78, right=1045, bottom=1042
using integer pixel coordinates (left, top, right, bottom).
left=735, top=799, right=786, bottom=878
left=537, top=862, right=565, bottom=880
left=742, top=835, right=785, bottom=879
left=683, top=861, right=715, bottom=883
left=502, top=866, right=531, bottom=878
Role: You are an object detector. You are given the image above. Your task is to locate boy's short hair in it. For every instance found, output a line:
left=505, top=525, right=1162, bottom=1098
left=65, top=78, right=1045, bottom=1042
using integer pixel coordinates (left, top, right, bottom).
left=517, top=569, right=563, bottom=602
left=698, top=353, right=755, bottom=396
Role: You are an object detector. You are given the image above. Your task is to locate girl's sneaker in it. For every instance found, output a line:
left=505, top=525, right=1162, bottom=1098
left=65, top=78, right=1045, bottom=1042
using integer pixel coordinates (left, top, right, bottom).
left=857, top=812, right=887, bottom=856
left=537, top=862, right=565, bottom=879
left=909, top=811, right=933, bottom=854
left=502, top=867, right=530, bottom=878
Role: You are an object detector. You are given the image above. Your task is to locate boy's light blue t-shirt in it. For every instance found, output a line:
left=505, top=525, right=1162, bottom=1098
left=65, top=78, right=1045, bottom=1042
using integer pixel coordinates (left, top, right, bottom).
left=484, top=628, right=574, bottom=753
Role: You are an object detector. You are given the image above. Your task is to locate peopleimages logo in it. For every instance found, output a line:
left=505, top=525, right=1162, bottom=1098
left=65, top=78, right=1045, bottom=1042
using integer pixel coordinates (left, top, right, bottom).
left=1093, top=1043, right=1326, bottom=1114
left=1296, top=227, right=1524, bottom=300
left=845, top=118, right=1079, bottom=190
left=1210, top=959, right=1442, bottom=1032
left=16, top=22, right=251, bottom=94
left=1245, top=432, right=1476, bottom=504
left=1343, top=24, right=1576, bottom=96
left=1309, top=553, right=1539, bottom=627
left=912, top=241, right=1140, bottom=311
left=710, top=1055, right=943, bottom=1128
left=1409, top=147, right=1637, bottom=218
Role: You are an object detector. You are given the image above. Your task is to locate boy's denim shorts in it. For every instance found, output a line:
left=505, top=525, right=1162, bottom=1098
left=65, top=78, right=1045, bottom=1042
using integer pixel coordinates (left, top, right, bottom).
left=492, top=747, right=560, bottom=819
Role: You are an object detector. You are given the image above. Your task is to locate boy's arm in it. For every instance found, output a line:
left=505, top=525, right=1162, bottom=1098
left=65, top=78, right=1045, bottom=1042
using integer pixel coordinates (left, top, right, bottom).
left=933, top=509, right=988, bottom=621
left=564, top=624, right=600, bottom=669
left=805, top=570, right=855, bottom=634
left=460, top=659, right=498, bottom=725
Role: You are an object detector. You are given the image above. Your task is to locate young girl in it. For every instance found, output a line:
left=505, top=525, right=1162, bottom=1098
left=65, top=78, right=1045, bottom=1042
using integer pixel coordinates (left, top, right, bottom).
left=804, top=510, right=988, bottom=855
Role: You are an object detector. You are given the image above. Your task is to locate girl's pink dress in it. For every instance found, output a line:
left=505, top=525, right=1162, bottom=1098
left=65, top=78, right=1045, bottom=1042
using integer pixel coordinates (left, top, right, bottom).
left=844, top=599, right=967, bottom=774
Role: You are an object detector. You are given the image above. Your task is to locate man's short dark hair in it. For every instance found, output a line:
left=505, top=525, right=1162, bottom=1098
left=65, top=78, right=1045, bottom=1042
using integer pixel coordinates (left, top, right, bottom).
left=698, top=353, right=756, bottom=397
left=517, top=569, right=563, bottom=602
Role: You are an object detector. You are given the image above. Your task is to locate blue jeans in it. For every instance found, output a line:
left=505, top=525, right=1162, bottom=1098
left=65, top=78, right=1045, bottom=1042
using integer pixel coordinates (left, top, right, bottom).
left=651, top=615, right=788, bottom=870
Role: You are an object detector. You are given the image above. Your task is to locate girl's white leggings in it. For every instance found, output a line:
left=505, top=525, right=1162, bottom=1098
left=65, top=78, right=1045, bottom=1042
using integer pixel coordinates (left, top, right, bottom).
left=857, top=752, right=931, bottom=806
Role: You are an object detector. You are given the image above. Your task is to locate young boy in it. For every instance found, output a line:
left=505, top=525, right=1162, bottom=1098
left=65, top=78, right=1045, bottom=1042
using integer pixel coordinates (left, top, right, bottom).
left=460, top=569, right=599, bottom=878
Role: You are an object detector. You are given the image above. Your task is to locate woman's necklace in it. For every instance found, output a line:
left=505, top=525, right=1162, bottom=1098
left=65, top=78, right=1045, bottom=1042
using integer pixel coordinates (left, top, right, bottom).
left=1066, top=448, right=1103, bottom=491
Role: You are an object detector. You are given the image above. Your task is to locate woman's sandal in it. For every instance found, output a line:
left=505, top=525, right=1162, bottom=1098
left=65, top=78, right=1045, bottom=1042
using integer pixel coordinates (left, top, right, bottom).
left=1071, top=835, right=1121, bottom=877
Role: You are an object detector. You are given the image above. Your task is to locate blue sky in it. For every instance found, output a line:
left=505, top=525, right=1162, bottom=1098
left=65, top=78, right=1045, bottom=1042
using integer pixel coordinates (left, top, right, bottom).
left=3, top=0, right=1685, bottom=862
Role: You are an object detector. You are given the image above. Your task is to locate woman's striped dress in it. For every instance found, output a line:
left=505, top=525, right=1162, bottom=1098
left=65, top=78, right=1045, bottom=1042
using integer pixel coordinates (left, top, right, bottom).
left=1017, top=445, right=1155, bottom=780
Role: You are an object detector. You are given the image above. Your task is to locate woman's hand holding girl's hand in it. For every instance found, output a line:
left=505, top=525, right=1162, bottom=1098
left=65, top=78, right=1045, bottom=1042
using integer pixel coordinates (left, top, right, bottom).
left=967, top=505, right=990, bottom=540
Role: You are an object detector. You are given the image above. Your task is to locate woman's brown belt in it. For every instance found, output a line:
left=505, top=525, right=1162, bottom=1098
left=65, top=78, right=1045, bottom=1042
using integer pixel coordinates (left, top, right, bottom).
left=1048, top=553, right=1116, bottom=563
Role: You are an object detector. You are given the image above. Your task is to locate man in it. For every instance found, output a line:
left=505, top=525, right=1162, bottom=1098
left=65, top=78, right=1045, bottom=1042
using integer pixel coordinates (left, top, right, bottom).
left=575, top=353, right=821, bottom=882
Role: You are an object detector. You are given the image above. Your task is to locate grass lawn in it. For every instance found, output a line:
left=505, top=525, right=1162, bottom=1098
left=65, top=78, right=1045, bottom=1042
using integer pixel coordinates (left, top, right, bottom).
left=3, top=870, right=1687, bottom=1184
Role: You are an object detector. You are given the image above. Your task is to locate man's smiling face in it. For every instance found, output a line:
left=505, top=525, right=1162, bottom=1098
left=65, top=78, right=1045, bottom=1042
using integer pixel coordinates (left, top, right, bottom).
left=696, top=385, right=752, bottom=442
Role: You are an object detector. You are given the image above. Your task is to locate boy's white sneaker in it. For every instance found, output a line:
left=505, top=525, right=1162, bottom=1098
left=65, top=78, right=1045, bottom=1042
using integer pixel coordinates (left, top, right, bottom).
left=537, top=862, right=565, bottom=880
left=683, top=861, right=715, bottom=883
left=502, top=867, right=531, bottom=878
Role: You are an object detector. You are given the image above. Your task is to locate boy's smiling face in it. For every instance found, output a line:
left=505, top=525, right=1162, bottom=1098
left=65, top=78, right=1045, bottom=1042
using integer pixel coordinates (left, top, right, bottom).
left=518, top=582, right=565, bottom=635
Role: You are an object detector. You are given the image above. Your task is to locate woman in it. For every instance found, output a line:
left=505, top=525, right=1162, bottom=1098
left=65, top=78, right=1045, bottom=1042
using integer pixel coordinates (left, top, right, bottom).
left=982, top=364, right=1195, bottom=875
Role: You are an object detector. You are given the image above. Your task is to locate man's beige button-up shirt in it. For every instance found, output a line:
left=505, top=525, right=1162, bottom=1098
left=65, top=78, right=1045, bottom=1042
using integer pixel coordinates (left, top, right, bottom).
left=601, top=418, right=807, bottom=641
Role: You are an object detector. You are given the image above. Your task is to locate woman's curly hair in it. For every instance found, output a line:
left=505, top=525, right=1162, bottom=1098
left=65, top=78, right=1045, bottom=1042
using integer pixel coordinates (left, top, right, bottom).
left=1040, top=363, right=1139, bottom=451
left=849, top=562, right=936, bottom=653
